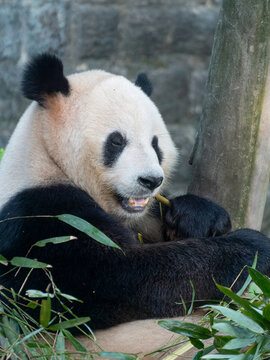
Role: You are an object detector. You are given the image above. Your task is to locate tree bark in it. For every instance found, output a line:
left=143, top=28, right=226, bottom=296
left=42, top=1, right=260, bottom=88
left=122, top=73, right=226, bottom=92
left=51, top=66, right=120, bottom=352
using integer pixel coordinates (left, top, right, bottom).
left=188, top=0, right=270, bottom=230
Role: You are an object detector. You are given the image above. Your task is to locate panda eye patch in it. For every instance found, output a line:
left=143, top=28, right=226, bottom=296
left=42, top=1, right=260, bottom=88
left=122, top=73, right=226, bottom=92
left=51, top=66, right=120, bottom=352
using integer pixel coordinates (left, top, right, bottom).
left=152, top=135, right=163, bottom=164
left=103, top=131, right=127, bottom=167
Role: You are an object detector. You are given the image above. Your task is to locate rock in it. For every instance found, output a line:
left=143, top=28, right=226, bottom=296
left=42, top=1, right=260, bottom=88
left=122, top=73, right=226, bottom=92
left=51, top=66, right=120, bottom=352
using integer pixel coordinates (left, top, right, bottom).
left=70, top=4, right=119, bottom=59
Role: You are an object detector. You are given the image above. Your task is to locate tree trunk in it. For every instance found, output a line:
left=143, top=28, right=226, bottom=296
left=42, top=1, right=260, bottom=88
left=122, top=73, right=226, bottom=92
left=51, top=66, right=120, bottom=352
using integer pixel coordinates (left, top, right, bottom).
left=188, top=0, right=270, bottom=231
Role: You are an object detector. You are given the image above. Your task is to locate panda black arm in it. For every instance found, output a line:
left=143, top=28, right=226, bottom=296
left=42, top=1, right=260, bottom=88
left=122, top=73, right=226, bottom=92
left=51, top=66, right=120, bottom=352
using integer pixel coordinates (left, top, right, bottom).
left=0, top=184, right=136, bottom=257
left=0, top=185, right=270, bottom=330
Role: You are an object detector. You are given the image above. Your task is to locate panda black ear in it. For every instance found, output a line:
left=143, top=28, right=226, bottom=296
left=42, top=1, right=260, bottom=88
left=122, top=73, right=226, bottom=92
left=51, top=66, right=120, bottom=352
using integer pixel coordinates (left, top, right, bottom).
left=135, top=73, right=153, bottom=97
left=21, top=53, right=70, bottom=106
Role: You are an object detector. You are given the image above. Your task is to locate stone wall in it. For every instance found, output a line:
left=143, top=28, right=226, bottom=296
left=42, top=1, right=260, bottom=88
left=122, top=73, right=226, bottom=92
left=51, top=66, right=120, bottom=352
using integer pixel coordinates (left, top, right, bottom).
left=0, top=0, right=221, bottom=191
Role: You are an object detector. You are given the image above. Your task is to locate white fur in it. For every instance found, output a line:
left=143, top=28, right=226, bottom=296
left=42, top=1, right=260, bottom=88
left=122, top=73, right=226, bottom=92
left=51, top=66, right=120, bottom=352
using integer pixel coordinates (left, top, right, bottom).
left=0, top=69, right=181, bottom=354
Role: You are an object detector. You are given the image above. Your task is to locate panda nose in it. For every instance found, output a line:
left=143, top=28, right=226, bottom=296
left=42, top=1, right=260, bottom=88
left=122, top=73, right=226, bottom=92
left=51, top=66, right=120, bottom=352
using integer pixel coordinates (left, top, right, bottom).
left=138, top=176, right=163, bottom=191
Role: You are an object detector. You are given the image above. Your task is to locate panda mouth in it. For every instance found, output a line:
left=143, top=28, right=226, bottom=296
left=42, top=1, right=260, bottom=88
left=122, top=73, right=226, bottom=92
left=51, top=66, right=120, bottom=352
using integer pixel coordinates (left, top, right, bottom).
left=116, top=194, right=150, bottom=212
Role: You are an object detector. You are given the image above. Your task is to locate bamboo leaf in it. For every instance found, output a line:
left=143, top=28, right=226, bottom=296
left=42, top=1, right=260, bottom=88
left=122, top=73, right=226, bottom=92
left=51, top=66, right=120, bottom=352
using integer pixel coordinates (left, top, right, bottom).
left=63, top=329, right=87, bottom=353
left=58, top=292, right=83, bottom=302
left=11, top=257, right=51, bottom=269
left=187, top=281, right=195, bottom=315
left=248, top=267, right=270, bottom=297
left=0, top=148, right=4, bottom=162
left=223, top=337, right=256, bottom=350
left=48, top=317, right=90, bottom=331
left=206, top=305, right=264, bottom=334
left=260, top=335, right=270, bottom=352
left=26, top=290, right=54, bottom=298
left=34, top=236, right=76, bottom=247
left=158, top=320, right=212, bottom=339
left=213, top=321, right=254, bottom=338
left=57, top=214, right=122, bottom=250
left=263, top=304, right=270, bottom=321
left=26, top=301, right=39, bottom=309
left=39, top=296, right=51, bottom=328
left=26, top=342, right=50, bottom=349
left=215, top=283, right=266, bottom=326
left=192, top=345, right=215, bottom=360
left=190, top=337, right=204, bottom=349
left=14, top=326, right=45, bottom=346
left=213, top=335, right=235, bottom=351
left=54, top=331, right=65, bottom=360
left=98, top=352, right=137, bottom=360
left=202, top=355, right=253, bottom=360
left=237, top=254, right=257, bottom=296
left=0, top=254, right=8, bottom=266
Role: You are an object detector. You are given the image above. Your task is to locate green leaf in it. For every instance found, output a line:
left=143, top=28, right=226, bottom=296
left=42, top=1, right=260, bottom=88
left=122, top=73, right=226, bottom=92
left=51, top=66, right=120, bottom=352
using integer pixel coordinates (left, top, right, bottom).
left=248, top=267, right=270, bottom=297
left=206, top=305, right=264, bottom=334
left=10, top=257, right=51, bottom=268
left=192, top=345, right=215, bottom=360
left=98, top=352, right=137, bottom=360
left=260, top=335, right=270, bottom=352
left=57, top=214, right=122, bottom=250
left=63, top=329, right=87, bottom=353
left=237, top=254, right=257, bottom=296
left=248, top=282, right=263, bottom=296
left=202, top=355, right=253, bottom=359
left=34, top=236, right=76, bottom=247
left=190, top=337, right=204, bottom=349
left=14, top=326, right=45, bottom=346
left=26, top=342, right=50, bottom=349
left=187, top=281, right=196, bottom=315
left=40, top=296, right=51, bottom=328
left=223, top=337, right=256, bottom=350
left=213, top=335, right=235, bottom=351
left=263, top=304, right=270, bottom=321
left=48, top=317, right=90, bottom=331
left=26, top=289, right=54, bottom=298
left=58, top=292, right=83, bottom=302
left=158, top=320, right=212, bottom=339
left=213, top=321, right=254, bottom=338
left=26, top=301, right=39, bottom=309
left=0, top=148, right=4, bottom=161
left=54, top=331, right=65, bottom=360
left=0, top=254, right=8, bottom=266
left=215, top=283, right=266, bottom=326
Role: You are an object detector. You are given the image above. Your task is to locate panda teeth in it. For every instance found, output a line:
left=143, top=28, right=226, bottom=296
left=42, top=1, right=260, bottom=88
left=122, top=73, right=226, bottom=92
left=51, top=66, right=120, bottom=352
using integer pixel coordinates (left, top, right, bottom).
left=128, top=197, right=149, bottom=207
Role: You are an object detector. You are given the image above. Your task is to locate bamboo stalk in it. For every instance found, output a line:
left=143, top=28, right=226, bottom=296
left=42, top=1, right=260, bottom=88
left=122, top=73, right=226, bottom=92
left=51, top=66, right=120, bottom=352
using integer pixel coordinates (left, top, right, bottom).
left=155, top=194, right=171, bottom=207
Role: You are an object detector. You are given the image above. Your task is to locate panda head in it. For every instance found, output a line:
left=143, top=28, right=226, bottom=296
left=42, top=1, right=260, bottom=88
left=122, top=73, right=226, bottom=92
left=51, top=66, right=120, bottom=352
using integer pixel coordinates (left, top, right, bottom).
left=22, top=54, right=177, bottom=219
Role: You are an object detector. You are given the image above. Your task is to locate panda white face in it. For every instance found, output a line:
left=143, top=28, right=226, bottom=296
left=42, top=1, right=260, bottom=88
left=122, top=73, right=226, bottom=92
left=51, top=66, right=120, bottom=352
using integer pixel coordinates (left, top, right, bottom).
left=19, top=69, right=177, bottom=220
left=103, top=129, right=164, bottom=215
left=67, top=74, right=176, bottom=218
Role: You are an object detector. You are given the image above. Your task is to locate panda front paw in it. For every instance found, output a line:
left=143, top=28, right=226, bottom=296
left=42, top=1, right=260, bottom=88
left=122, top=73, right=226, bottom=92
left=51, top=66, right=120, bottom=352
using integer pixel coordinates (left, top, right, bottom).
left=164, top=194, right=231, bottom=241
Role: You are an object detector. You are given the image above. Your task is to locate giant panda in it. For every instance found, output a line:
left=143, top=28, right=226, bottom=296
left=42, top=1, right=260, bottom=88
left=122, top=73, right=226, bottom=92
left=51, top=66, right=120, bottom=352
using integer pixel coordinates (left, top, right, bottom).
left=0, top=53, right=270, bottom=355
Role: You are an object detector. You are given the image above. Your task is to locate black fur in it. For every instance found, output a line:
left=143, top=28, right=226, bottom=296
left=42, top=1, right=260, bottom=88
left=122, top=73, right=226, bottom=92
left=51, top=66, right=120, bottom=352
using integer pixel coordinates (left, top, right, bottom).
left=165, top=194, right=232, bottom=240
left=1, top=184, right=270, bottom=329
left=21, top=53, right=70, bottom=106
left=135, top=73, right=153, bottom=96
left=103, top=131, right=127, bottom=167
left=152, top=135, right=163, bottom=164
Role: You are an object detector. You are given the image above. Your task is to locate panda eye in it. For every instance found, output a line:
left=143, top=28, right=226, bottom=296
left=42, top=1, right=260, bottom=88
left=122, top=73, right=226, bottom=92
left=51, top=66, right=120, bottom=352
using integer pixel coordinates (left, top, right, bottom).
left=152, top=135, right=163, bottom=164
left=110, top=132, right=125, bottom=147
